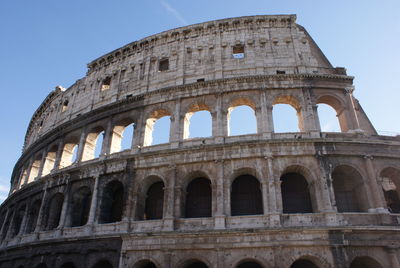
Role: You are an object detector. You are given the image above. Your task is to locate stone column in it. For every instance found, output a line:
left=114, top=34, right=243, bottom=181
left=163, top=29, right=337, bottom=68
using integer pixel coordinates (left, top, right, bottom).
left=58, top=182, right=72, bottom=229
left=169, top=100, right=181, bottom=148
left=388, top=248, right=400, bottom=268
left=163, top=165, right=176, bottom=230
left=36, top=151, right=47, bottom=179
left=215, top=93, right=228, bottom=141
left=34, top=182, right=49, bottom=232
left=259, top=91, right=273, bottom=138
left=364, top=155, right=387, bottom=212
left=314, top=155, right=335, bottom=212
left=265, top=156, right=278, bottom=212
left=53, top=139, right=64, bottom=171
left=23, top=159, right=33, bottom=185
left=214, top=160, right=225, bottom=229
left=76, top=128, right=88, bottom=163
left=101, top=119, right=113, bottom=156
left=19, top=203, right=30, bottom=236
left=302, top=87, right=320, bottom=136
left=345, top=86, right=361, bottom=131
left=87, top=175, right=100, bottom=225
left=0, top=209, right=10, bottom=240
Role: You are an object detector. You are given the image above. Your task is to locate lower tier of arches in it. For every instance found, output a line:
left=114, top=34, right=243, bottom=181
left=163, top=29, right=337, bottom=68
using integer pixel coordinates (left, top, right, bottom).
left=0, top=228, right=399, bottom=268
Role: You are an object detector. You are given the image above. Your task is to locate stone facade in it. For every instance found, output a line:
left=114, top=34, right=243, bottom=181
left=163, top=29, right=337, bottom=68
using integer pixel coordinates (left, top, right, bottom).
left=0, top=15, right=399, bottom=268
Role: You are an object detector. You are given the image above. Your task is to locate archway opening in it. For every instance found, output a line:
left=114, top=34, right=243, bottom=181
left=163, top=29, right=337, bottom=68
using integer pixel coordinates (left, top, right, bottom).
left=231, top=175, right=263, bottom=216
left=380, top=167, right=400, bottom=213
left=61, top=263, right=77, bottom=268
left=144, top=110, right=171, bottom=146
left=82, top=127, right=105, bottom=161
left=237, top=261, right=263, bottom=268
left=350, top=256, right=383, bottom=268
left=60, top=138, right=79, bottom=168
left=93, top=260, right=113, bottom=268
left=99, top=181, right=124, bottom=224
left=144, top=181, right=165, bottom=220
left=184, top=261, right=208, bottom=268
left=42, top=145, right=58, bottom=176
left=273, top=104, right=301, bottom=133
left=27, top=155, right=42, bottom=183
left=26, top=200, right=41, bottom=233
left=228, top=105, right=257, bottom=136
left=317, top=103, right=341, bottom=132
left=35, top=263, right=47, bottom=268
left=11, top=205, right=26, bottom=237
left=69, top=186, right=92, bottom=227
left=133, top=260, right=157, bottom=268
left=281, top=172, right=313, bottom=213
left=185, top=177, right=212, bottom=218
left=332, top=165, right=368, bottom=212
left=290, top=259, right=319, bottom=268
left=184, top=110, right=212, bottom=139
left=45, top=193, right=64, bottom=230
left=110, top=121, right=135, bottom=153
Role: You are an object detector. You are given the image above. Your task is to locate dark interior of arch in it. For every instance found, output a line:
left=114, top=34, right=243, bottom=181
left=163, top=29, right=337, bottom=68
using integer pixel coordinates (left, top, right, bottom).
left=237, top=261, right=263, bottom=268
left=61, top=263, right=77, bottom=268
left=93, top=260, right=113, bottom=268
left=185, top=261, right=208, bottom=268
left=25, top=200, right=41, bottom=233
left=99, top=181, right=124, bottom=224
left=350, top=257, right=383, bottom=268
left=185, top=177, right=212, bottom=218
left=332, top=167, right=364, bottom=212
left=11, top=205, right=26, bottom=237
left=133, top=260, right=157, bottom=268
left=45, top=193, right=64, bottom=230
left=281, top=172, right=313, bottom=213
left=70, top=186, right=92, bottom=226
left=1, top=212, right=12, bottom=240
left=35, top=263, right=47, bottom=268
left=145, top=181, right=164, bottom=220
left=384, top=189, right=400, bottom=213
left=231, top=175, right=263, bottom=216
left=290, top=259, right=318, bottom=268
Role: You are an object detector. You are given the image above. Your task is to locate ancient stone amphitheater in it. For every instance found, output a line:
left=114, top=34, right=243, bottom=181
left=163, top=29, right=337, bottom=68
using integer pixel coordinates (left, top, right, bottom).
left=1, top=14, right=399, bottom=268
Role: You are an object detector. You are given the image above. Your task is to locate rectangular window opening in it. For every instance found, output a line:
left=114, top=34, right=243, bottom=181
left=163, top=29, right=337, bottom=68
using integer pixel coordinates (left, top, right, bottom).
left=158, top=58, right=169, bottom=72
left=276, top=70, right=286, bottom=74
left=232, top=44, right=245, bottom=59
left=101, top=77, right=111, bottom=91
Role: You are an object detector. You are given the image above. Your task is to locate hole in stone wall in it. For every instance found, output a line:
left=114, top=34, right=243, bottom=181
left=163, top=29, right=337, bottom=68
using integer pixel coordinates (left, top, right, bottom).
left=231, top=175, right=263, bottom=216
left=228, top=105, right=257, bottom=136
left=25, top=200, right=41, bottom=233
left=273, top=104, right=300, bottom=133
left=281, top=173, right=313, bottom=213
left=45, top=193, right=64, bottom=230
left=99, top=181, right=124, bottom=224
left=186, top=111, right=212, bottom=139
left=318, top=104, right=341, bottom=132
left=232, top=44, right=245, bottom=58
left=185, top=178, right=212, bottom=218
left=158, top=58, right=169, bottom=72
left=69, top=186, right=92, bottom=227
left=101, top=77, right=111, bottom=91
left=150, top=116, right=171, bottom=145
left=144, top=181, right=164, bottom=220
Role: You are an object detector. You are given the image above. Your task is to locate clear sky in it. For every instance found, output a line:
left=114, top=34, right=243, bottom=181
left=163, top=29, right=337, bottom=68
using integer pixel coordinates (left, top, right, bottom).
left=0, top=0, right=399, bottom=203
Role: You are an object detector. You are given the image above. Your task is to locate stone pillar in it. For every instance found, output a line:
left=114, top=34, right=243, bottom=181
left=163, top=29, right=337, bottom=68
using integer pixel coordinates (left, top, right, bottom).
left=34, top=182, right=49, bottom=232
left=58, top=182, right=72, bottom=229
left=36, top=151, right=47, bottom=179
left=260, top=91, right=273, bottom=138
left=345, top=86, right=361, bottom=131
left=214, top=32, right=223, bottom=79
left=314, top=155, right=335, bottom=212
left=265, top=156, right=278, bottom=212
left=23, top=159, right=33, bottom=185
left=215, top=93, right=228, bottom=140
left=87, top=175, right=100, bottom=225
left=76, top=128, right=88, bottom=163
left=101, top=119, right=113, bottom=156
left=302, top=87, right=320, bottom=136
left=163, top=165, right=176, bottom=230
left=214, top=160, right=225, bottom=229
left=388, top=248, right=400, bottom=268
left=19, top=203, right=30, bottom=236
left=364, top=155, right=388, bottom=212
left=0, top=209, right=11, bottom=240
left=53, top=139, right=64, bottom=171
left=169, top=100, right=181, bottom=147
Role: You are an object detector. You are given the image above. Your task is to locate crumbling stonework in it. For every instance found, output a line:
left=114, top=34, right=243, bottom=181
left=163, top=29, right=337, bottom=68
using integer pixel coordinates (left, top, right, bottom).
left=0, top=15, right=399, bottom=268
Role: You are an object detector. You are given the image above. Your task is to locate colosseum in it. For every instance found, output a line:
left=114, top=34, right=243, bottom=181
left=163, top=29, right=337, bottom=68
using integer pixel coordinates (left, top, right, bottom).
left=0, top=14, right=399, bottom=268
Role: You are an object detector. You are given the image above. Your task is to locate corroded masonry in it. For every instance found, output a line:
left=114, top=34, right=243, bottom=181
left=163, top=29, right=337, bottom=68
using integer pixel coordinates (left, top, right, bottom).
left=1, top=15, right=400, bottom=268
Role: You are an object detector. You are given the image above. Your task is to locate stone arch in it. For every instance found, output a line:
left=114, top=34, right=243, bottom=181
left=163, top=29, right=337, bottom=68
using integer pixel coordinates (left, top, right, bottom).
left=132, top=259, right=158, bottom=268
left=42, top=144, right=58, bottom=176
left=44, top=192, right=64, bottom=230
left=185, top=177, right=212, bottom=218
left=332, top=165, right=369, bottom=212
left=135, top=175, right=165, bottom=220
left=11, top=204, right=26, bottom=237
left=143, top=109, right=172, bottom=146
left=234, top=258, right=265, bottom=268
left=317, top=95, right=348, bottom=132
left=110, top=118, right=136, bottom=153
left=183, top=103, right=212, bottom=139
left=280, top=165, right=314, bottom=213
left=25, top=199, right=41, bottom=233
left=380, top=167, right=400, bottom=213
left=68, top=186, right=92, bottom=227
left=60, top=262, right=77, bottom=268
left=144, top=181, right=165, bottom=220
left=99, top=180, right=124, bottom=224
left=231, top=172, right=263, bottom=216
left=227, top=97, right=257, bottom=136
left=27, top=153, right=43, bottom=183
left=272, top=94, right=304, bottom=132
left=60, top=136, right=80, bottom=168
left=287, top=254, right=331, bottom=268
left=82, top=126, right=106, bottom=161
left=178, top=258, right=211, bottom=268
left=92, top=259, right=113, bottom=268
left=349, top=256, right=383, bottom=268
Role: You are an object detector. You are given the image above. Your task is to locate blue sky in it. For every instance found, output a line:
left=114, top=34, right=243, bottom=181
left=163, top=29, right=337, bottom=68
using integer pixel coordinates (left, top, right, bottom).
left=0, top=0, right=399, bottom=203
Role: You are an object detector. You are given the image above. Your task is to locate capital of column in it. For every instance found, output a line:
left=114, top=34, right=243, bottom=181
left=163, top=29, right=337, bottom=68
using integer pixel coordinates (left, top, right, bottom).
left=363, top=154, right=374, bottom=160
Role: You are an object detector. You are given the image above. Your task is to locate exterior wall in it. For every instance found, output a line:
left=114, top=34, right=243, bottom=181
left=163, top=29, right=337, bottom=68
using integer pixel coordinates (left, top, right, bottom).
left=0, top=15, right=398, bottom=268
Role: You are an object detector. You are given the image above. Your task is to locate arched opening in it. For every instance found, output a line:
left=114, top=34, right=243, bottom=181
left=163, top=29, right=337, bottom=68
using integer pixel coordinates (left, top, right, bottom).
left=228, top=105, right=257, bottom=136
left=184, top=261, right=208, bottom=268
left=290, top=259, right=319, bottom=268
left=45, top=193, right=64, bottom=230
left=144, top=181, right=165, bottom=220
left=110, top=120, right=135, bottom=153
left=60, top=263, right=77, bottom=268
left=317, top=103, right=341, bottom=132
left=27, top=154, right=42, bottom=183
left=25, top=200, right=41, bottom=233
left=317, top=96, right=348, bottom=132
left=42, top=145, right=58, bottom=176
left=380, top=167, right=400, bottom=213
left=133, top=260, right=157, bottom=268
left=18, top=167, right=28, bottom=188
left=35, top=263, right=47, bottom=268
left=185, top=177, right=212, bottom=218
left=332, top=165, right=368, bottom=212
left=281, top=172, right=313, bottom=213
left=350, top=256, right=383, bottom=268
left=231, top=175, right=263, bottom=216
left=99, top=181, right=124, bottom=224
left=69, top=186, right=92, bottom=227
left=93, top=260, right=113, bottom=268
left=82, top=127, right=105, bottom=161
left=1, top=211, right=11, bottom=240
left=11, top=205, right=26, bottom=237
left=60, top=138, right=79, bottom=168
left=273, top=95, right=303, bottom=133
left=184, top=109, right=212, bottom=139
left=236, top=261, right=264, bottom=268
left=144, top=110, right=171, bottom=146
